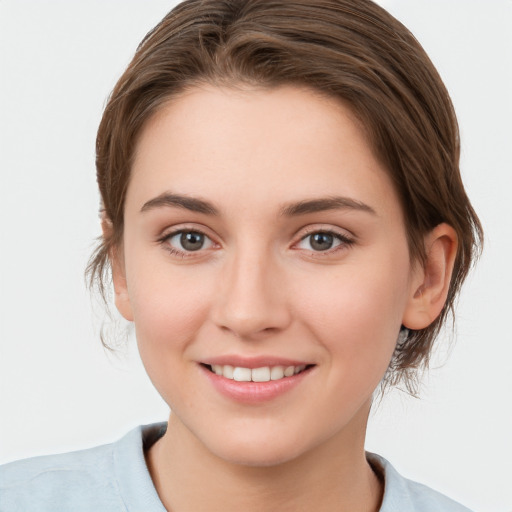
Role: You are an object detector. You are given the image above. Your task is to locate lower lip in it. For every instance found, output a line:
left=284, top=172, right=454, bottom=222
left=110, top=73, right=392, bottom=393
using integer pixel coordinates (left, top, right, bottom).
left=200, top=365, right=313, bottom=404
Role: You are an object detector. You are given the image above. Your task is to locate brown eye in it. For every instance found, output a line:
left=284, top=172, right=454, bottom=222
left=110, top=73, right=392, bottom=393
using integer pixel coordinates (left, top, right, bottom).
left=296, top=230, right=353, bottom=253
left=180, top=232, right=205, bottom=251
left=166, top=230, right=214, bottom=252
left=309, top=232, right=334, bottom=251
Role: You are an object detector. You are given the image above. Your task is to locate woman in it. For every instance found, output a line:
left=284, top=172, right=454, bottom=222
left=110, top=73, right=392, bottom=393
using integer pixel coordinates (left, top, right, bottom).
left=0, top=1, right=483, bottom=510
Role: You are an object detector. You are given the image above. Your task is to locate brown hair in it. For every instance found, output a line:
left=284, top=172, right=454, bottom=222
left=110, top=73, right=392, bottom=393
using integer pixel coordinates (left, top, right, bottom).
left=88, top=0, right=483, bottom=392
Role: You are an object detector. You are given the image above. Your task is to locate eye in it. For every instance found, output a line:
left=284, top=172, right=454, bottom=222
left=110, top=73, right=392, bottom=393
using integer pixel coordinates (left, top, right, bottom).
left=296, top=230, right=352, bottom=252
left=165, top=230, right=215, bottom=253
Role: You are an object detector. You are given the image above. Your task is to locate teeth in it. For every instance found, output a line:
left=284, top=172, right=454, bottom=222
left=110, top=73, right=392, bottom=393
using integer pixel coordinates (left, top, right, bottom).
left=209, top=364, right=308, bottom=382
left=223, top=365, right=234, bottom=379
left=251, top=367, right=271, bottom=382
left=233, top=367, right=252, bottom=381
left=270, top=366, right=284, bottom=380
left=284, top=366, right=295, bottom=377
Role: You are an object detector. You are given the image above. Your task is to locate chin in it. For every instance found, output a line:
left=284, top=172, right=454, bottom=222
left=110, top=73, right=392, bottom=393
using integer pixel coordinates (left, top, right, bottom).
left=214, top=440, right=304, bottom=468
left=199, top=423, right=325, bottom=468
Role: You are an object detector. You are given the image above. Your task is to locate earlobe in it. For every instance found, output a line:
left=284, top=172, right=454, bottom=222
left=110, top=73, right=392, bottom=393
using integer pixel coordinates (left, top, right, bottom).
left=402, top=223, right=458, bottom=330
left=102, top=219, right=134, bottom=322
left=112, top=253, right=134, bottom=322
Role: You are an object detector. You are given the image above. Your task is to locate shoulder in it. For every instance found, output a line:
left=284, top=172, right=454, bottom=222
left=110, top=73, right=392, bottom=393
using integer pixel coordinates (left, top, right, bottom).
left=0, top=424, right=166, bottom=512
left=367, top=453, right=474, bottom=512
left=0, top=436, right=123, bottom=512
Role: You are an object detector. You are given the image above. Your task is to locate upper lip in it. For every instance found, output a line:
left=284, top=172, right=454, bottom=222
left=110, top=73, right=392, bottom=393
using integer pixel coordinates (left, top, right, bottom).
left=200, top=355, right=314, bottom=369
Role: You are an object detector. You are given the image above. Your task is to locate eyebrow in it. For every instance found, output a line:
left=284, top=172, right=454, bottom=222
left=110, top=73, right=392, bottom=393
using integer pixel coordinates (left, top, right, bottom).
left=140, top=192, right=376, bottom=217
left=141, top=193, right=219, bottom=215
left=280, top=196, right=377, bottom=217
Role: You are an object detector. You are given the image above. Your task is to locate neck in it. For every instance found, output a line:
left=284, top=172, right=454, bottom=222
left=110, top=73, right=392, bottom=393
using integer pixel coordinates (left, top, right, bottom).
left=146, top=409, right=382, bottom=512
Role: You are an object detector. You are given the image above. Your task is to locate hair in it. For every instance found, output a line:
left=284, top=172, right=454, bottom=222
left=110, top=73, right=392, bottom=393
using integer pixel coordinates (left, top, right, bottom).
left=87, top=0, right=483, bottom=393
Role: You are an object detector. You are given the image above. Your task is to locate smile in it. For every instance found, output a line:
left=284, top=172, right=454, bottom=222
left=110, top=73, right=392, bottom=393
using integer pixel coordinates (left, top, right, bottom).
left=200, top=359, right=315, bottom=403
left=207, top=364, right=309, bottom=382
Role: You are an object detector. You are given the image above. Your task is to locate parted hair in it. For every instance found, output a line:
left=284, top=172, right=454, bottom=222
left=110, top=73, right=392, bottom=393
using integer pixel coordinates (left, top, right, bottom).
left=88, top=0, right=483, bottom=393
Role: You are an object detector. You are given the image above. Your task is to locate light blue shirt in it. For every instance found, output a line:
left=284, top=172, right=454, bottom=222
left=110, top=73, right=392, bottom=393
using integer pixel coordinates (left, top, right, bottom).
left=0, top=423, right=473, bottom=511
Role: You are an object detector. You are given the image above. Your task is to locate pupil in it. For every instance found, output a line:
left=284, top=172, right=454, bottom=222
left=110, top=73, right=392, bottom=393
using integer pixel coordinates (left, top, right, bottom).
left=181, top=232, right=204, bottom=251
left=311, top=233, right=333, bottom=251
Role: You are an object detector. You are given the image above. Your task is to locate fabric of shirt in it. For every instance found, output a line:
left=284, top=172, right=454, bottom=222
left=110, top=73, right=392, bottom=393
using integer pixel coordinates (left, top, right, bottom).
left=0, top=423, right=473, bottom=512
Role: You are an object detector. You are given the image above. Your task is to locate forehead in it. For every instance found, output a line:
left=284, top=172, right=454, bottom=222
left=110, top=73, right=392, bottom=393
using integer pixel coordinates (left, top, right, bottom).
left=129, top=84, right=401, bottom=222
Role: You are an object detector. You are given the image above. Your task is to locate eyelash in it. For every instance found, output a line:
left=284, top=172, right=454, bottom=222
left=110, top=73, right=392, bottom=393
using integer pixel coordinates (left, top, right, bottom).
left=157, top=227, right=355, bottom=259
left=296, top=228, right=355, bottom=256
left=157, top=227, right=215, bottom=259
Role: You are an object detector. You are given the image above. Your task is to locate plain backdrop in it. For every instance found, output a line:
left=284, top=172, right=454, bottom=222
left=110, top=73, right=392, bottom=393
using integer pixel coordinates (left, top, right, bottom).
left=0, top=1, right=511, bottom=511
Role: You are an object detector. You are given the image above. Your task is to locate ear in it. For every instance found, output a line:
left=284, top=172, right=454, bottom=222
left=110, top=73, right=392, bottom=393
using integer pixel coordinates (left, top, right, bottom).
left=402, top=223, right=458, bottom=330
left=102, top=219, right=134, bottom=322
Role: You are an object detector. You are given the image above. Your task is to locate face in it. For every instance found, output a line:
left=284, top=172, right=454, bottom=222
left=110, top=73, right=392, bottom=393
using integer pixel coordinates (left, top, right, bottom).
left=116, top=85, right=422, bottom=466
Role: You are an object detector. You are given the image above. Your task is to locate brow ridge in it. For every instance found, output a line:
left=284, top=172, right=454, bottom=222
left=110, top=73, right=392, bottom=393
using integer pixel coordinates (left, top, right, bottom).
left=280, top=196, right=376, bottom=216
left=141, top=193, right=218, bottom=215
left=140, top=192, right=376, bottom=218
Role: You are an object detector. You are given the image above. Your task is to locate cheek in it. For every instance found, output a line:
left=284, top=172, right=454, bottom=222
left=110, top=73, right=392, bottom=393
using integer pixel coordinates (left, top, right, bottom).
left=292, top=253, right=411, bottom=376
left=125, top=250, right=215, bottom=370
left=129, top=270, right=216, bottom=409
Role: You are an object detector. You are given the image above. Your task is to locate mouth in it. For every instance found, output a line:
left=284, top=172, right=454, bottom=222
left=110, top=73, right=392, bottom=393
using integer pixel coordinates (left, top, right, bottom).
left=199, top=359, right=316, bottom=403
left=201, top=363, right=315, bottom=382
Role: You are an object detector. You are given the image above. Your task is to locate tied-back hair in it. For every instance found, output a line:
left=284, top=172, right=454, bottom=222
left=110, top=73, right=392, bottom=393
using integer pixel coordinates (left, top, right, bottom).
left=87, top=0, right=483, bottom=394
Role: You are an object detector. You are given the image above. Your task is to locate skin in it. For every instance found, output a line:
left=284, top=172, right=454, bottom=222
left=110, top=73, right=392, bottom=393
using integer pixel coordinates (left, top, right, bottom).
left=111, top=85, right=457, bottom=511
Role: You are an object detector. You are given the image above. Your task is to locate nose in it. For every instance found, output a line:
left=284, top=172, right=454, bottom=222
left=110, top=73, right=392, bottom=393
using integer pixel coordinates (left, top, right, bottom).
left=211, top=245, right=292, bottom=340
